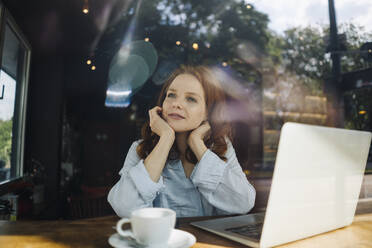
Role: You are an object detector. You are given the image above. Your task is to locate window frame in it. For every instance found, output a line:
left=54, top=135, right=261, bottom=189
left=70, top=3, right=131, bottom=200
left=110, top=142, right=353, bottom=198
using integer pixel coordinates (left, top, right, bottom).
left=0, top=5, right=31, bottom=187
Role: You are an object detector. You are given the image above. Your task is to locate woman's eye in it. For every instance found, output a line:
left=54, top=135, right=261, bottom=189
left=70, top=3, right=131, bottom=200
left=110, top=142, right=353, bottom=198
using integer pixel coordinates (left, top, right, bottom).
left=187, top=96, right=197, bottom=103
left=167, top=93, right=176, bottom=98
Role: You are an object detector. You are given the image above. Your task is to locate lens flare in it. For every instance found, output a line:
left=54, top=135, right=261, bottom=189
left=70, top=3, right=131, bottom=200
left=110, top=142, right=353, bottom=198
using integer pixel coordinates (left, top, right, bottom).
left=106, top=40, right=158, bottom=107
left=105, top=82, right=133, bottom=108
left=105, top=0, right=158, bottom=108
left=208, top=66, right=262, bottom=124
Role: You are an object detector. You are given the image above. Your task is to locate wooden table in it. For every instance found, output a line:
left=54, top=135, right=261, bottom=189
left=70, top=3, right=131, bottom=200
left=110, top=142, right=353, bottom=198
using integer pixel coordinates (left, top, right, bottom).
left=1, top=213, right=372, bottom=248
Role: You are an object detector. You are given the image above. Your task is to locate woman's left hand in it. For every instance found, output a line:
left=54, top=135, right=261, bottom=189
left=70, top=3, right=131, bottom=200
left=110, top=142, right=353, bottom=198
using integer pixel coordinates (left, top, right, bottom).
left=188, top=121, right=211, bottom=146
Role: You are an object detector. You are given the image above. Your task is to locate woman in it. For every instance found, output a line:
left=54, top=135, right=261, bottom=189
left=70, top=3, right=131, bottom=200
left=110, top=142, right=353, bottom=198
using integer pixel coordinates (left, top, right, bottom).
left=108, top=65, right=255, bottom=217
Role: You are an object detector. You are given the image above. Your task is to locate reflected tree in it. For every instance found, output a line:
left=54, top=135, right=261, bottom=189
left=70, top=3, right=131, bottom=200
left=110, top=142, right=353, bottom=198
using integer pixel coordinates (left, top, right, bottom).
left=277, top=23, right=372, bottom=95
left=0, top=119, right=12, bottom=167
left=99, top=0, right=271, bottom=82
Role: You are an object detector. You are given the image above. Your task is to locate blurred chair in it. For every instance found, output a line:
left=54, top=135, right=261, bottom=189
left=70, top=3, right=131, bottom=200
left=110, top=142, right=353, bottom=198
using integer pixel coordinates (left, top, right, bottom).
left=67, top=185, right=114, bottom=219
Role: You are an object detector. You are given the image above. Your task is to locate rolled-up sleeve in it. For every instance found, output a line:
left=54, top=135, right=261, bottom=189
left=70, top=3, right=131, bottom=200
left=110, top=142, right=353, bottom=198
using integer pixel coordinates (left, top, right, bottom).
left=108, top=141, right=164, bottom=217
left=190, top=140, right=256, bottom=214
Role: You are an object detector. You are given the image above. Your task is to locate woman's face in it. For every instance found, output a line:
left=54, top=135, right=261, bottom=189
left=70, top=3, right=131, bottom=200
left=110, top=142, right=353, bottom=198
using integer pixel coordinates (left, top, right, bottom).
left=162, top=74, right=207, bottom=133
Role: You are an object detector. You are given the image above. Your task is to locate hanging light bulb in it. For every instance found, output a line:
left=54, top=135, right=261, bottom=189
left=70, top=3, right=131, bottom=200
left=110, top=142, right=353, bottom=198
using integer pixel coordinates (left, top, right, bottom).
left=192, top=43, right=199, bottom=50
left=91, top=65, right=96, bottom=71
left=86, top=59, right=92, bottom=65
left=83, top=0, right=89, bottom=14
left=144, top=37, right=150, bottom=42
left=176, top=41, right=181, bottom=46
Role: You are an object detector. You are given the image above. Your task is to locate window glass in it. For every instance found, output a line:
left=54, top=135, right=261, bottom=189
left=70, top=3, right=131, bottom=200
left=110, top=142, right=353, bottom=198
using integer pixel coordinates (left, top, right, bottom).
left=98, top=0, right=372, bottom=178
left=0, top=70, right=16, bottom=182
left=0, top=22, right=29, bottom=184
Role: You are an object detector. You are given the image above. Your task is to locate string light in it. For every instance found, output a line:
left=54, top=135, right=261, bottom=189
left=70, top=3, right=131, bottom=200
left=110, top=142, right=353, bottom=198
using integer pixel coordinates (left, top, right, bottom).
left=176, top=41, right=181, bottom=46
left=86, top=59, right=92, bottom=65
left=91, top=65, right=96, bottom=71
left=359, top=110, right=367, bottom=115
left=82, top=0, right=89, bottom=14
left=144, top=37, right=150, bottom=42
left=222, top=62, right=228, bottom=67
left=192, top=43, right=199, bottom=50
left=246, top=4, right=252, bottom=9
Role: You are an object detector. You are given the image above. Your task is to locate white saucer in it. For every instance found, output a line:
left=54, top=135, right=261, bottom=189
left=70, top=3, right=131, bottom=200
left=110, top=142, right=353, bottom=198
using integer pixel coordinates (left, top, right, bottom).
left=108, top=229, right=196, bottom=248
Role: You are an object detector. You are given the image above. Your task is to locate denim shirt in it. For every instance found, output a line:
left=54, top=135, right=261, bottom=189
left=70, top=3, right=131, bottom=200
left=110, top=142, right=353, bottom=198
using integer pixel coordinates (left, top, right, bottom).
left=108, top=140, right=256, bottom=218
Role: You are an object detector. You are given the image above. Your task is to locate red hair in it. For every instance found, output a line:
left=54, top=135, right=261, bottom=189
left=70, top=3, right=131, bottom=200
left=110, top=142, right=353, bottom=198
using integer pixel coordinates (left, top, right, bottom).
left=137, top=65, right=232, bottom=163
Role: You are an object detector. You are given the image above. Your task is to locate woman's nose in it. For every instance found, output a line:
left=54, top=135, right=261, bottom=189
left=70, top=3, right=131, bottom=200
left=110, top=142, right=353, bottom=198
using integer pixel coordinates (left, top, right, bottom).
left=171, top=99, right=182, bottom=109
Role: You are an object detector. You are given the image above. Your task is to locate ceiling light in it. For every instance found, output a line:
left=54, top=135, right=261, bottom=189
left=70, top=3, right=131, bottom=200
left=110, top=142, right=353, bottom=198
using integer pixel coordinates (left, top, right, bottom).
left=192, top=43, right=199, bottom=50
left=82, top=0, right=89, bottom=14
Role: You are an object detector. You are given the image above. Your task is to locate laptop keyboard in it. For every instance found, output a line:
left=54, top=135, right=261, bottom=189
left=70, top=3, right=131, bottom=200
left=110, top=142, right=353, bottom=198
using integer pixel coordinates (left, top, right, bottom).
left=225, top=222, right=263, bottom=241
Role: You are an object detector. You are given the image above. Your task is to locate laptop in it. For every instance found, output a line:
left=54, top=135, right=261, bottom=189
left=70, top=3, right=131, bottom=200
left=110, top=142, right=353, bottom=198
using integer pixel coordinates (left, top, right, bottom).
left=191, top=122, right=372, bottom=248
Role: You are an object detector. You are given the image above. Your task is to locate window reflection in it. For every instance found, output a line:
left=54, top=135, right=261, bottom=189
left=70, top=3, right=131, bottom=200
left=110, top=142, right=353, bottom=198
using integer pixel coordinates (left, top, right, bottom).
left=59, top=0, right=372, bottom=192
left=95, top=0, right=372, bottom=178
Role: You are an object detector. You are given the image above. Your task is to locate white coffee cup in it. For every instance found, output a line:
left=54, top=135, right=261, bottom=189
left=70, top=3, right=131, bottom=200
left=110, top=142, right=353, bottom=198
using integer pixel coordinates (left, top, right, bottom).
left=116, top=207, right=176, bottom=246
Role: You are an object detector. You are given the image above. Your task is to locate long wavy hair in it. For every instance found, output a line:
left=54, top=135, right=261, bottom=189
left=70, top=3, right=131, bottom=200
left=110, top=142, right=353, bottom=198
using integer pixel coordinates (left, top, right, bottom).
left=137, top=65, right=232, bottom=163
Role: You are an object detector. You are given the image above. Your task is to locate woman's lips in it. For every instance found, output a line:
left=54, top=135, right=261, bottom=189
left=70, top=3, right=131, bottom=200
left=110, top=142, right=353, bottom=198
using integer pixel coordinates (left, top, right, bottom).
left=168, top=113, right=185, bottom=120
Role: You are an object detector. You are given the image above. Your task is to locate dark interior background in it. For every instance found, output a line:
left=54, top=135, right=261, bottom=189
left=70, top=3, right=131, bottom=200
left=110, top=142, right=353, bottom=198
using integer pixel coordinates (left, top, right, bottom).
left=2, top=0, right=140, bottom=219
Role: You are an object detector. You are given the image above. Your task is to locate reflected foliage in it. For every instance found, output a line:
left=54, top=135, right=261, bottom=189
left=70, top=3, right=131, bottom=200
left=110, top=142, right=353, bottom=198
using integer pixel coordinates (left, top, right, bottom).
left=93, top=0, right=372, bottom=176
left=344, top=89, right=372, bottom=131
left=98, top=0, right=271, bottom=87
left=277, top=24, right=372, bottom=95
left=0, top=119, right=12, bottom=167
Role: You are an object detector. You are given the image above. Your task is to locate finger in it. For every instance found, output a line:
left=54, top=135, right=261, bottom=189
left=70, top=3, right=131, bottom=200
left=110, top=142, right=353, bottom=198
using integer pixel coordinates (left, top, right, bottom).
left=205, top=121, right=211, bottom=129
left=150, top=107, right=159, bottom=117
left=148, top=110, right=153, bottom=126
left=156, top=108, right=163, bottom=117
left=151, top=107, right=163, bottom=118
left=149, top=109, right=158, bottom=124
left=153, top=106, right=162, bottom=113
left=149, top=109, right=155, bottom=119
left=201, top=121, right=211, bottom=129
left=202, top=123, right=211, bottom=136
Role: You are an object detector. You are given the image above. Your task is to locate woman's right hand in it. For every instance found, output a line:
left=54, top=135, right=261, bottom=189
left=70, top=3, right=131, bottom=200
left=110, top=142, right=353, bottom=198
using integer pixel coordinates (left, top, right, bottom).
left=149, top=106, right=175, bottom=139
